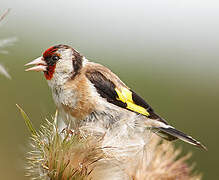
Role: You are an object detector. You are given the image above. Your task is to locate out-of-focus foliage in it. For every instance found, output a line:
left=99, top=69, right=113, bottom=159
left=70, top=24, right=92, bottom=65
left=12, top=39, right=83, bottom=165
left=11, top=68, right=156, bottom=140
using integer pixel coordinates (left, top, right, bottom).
left=0, top=9, right=13, bottom=79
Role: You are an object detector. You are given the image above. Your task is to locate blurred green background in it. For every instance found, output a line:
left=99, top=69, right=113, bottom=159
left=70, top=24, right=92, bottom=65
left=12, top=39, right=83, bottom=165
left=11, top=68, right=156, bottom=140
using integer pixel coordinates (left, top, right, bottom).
left=0, top=0, right=218, bottom=179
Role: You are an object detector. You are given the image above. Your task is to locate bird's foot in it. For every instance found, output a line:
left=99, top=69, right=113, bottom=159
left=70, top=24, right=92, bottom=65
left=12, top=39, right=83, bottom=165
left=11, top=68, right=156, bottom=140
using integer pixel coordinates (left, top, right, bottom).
left=61, top=127, right=74, bottom=135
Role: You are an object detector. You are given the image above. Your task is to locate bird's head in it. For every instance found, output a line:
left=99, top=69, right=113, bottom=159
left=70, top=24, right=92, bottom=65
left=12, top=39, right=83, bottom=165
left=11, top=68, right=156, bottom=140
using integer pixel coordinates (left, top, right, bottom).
left=25, top=45, right=83, bottom=80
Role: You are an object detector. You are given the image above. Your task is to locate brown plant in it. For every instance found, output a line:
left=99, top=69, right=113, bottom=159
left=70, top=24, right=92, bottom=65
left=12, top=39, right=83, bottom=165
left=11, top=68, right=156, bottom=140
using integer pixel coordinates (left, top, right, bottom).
left=24, top=115, right=201, bottom=180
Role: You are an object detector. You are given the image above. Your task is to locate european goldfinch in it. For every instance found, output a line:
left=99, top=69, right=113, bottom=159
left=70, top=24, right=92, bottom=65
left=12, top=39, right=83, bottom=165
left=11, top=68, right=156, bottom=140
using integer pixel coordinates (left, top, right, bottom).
left=25, top=44, right=206, bottom=150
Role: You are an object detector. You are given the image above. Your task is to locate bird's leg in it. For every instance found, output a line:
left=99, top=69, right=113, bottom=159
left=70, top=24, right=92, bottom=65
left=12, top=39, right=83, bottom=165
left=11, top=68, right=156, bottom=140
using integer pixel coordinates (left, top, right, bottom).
left=61, top=127, right=74, bottom=135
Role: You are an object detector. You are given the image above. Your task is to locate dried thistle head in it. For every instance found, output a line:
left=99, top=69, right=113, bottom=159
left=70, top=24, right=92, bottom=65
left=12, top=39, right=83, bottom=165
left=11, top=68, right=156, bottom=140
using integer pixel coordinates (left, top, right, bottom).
left=126, top=135, right=202, bottom=180
left=18, top=106, right=201, bottom=180
left=26, top=119, right=105, bottom=180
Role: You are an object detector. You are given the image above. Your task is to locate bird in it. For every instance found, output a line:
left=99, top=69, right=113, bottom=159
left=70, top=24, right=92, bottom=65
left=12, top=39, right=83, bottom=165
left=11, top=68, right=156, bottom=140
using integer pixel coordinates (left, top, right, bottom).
left=25, top=44, right=206, bottom=150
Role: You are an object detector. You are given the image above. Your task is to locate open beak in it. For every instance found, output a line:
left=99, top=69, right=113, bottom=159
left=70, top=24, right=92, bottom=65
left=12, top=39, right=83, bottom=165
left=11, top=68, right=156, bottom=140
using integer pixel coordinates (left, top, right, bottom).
left=25, top=57, right=47, bottom=72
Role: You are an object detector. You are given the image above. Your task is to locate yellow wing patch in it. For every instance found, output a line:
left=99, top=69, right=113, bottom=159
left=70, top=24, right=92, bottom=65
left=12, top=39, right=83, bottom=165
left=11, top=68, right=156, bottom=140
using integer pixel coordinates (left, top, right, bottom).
left=115, top=88, right=150, bottom=116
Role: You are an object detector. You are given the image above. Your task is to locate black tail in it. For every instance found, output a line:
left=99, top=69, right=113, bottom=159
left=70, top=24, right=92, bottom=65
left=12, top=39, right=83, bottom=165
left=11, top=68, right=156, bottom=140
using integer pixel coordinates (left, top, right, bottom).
left=153, top=127, right=207, bottom=150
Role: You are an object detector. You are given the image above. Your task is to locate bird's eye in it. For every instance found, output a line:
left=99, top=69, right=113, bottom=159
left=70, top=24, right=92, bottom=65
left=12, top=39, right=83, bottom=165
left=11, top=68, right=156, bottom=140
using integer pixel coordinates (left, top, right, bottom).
left=52, top=55, right=59, bottom=62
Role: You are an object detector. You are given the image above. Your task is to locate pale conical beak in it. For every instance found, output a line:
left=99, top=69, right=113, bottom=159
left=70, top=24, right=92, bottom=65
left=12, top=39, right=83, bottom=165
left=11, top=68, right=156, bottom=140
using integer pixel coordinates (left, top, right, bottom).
left=25, top=57, right=47, bottom=72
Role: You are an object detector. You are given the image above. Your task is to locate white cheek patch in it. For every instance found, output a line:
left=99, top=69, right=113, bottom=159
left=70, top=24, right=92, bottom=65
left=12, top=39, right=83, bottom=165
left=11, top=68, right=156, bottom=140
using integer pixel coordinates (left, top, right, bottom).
left=61, top=49, right=73, bottom=59
left=47, top=60, right=73, bottom=89
left=54, top=49, right=74, bottom=73
left=56, top=59, right=73, bottom=74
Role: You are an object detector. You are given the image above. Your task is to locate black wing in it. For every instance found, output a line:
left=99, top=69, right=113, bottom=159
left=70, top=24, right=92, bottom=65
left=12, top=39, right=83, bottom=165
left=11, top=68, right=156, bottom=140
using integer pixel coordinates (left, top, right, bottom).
left=86, top=69, right=207, bottom=150
left=86, top=70, right=167, bottom=124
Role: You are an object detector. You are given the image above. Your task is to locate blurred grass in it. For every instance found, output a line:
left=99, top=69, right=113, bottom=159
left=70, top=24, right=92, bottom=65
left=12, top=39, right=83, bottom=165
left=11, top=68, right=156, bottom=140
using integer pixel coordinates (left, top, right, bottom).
left=16, top=104, right=37, bottom=136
